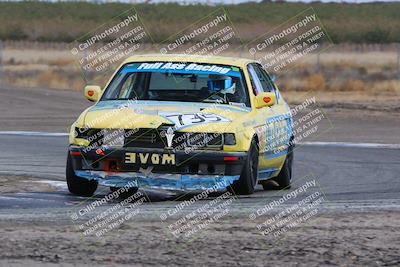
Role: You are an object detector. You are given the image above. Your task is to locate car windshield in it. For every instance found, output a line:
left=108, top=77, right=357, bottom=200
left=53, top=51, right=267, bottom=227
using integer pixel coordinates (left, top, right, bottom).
left=101, top=62, right=250, bottom=107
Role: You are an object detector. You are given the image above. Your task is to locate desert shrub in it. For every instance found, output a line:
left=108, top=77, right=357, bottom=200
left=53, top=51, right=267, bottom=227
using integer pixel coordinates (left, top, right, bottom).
left=305, top=74, right=326, bottom=91
left=343, top=79, right=365, bottom=91
left=370, top=80, right=400, bottom=93
left=328, top=79, right=364, bottom=91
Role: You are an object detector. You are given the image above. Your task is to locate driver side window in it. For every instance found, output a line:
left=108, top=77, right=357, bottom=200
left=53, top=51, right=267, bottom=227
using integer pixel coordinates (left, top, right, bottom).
left=254, top=64, right=276, bottom=93
left=247, top=64, right=264, bottom=96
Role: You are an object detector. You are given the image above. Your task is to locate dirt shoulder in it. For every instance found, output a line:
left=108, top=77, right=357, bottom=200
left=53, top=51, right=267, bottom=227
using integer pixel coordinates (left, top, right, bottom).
left=0, top=211, right=399, bottom=266
left=0, top=175, right=59, bottom=194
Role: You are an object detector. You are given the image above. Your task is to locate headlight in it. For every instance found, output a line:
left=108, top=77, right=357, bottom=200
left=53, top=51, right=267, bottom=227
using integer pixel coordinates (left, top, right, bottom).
left=224, top=133, right=236, bottom=145
left=74, top=127, right=88, bottom=139
left=185, top=133, right=223, bottom=148
left=75, top=128, right=100, bottom=138
left=74, top=128, right=125, bottom=148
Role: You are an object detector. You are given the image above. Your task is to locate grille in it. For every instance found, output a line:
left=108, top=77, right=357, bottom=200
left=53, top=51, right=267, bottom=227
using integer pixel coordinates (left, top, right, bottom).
left=124, top=129, right=165, bottom=148
left=79, top=128, right=224, bottom=150
left=124, top=129, right=224, bottom=149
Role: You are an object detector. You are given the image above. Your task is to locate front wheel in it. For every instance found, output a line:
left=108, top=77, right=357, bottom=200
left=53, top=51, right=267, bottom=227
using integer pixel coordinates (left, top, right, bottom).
left=228, top=139, right=259, bottom=195
left=66, top=153, right=98, bottom=197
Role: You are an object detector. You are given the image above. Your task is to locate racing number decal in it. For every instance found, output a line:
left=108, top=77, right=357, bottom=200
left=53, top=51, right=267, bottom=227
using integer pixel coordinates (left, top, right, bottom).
left=163, top=113, right=229, bottom=128
left=181, top=113, right=205, bottom=125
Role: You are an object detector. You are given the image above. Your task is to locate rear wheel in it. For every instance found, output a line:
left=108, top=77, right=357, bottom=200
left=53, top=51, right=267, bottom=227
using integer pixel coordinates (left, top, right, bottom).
left=267, top=140, right=294, bottom=190
left=66, top=153, right=98, bottom=197
left=228, top=139, right=259, bottom=195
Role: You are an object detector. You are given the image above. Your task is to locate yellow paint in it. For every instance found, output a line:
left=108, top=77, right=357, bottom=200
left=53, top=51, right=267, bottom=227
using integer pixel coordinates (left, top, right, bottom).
left=70, top=54, right=293, bottom=177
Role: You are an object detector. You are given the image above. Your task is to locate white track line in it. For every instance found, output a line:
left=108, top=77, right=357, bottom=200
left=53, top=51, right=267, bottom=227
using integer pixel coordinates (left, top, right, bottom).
left=0, top=131, right=68, bottom=137
left=0, top=131, right=399, bottom=149
left=299, top=141, right=400, bottom=149
left=33, top=180, right=68, bottom=190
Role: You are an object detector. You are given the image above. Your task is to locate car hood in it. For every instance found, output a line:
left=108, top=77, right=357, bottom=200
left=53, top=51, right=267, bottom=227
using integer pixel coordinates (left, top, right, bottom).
left=79, top=100, right=251, bottom=132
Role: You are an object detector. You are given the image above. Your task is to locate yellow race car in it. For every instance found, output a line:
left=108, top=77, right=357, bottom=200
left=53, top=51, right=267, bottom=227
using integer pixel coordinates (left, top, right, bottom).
left=67, top=54, right=293, bottom=196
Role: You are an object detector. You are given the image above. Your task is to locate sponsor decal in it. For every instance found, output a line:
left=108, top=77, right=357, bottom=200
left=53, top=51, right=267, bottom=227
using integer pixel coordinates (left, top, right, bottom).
left=125, top=152, right=176, bottom=165
left=137, top=62, right=231, bottom=74
left=121, top=62, right=241, bottom=77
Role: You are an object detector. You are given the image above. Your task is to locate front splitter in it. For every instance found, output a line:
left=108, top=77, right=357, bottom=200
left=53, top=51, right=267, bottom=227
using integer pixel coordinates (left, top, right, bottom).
left=75, top=170, right=240, bottom=191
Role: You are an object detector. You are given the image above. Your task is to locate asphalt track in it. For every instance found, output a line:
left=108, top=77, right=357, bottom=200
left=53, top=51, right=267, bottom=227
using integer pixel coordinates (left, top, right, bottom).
left=0, top=133, right=399, bottom=213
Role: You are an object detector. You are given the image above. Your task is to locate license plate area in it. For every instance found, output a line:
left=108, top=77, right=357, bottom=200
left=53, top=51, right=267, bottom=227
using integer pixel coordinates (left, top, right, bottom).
left=124, top=152, right=176, bottom=166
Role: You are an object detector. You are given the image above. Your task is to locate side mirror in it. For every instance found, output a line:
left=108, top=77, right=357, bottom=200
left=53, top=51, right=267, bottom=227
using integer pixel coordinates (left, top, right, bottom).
left=84, top=85, right=101, bottom=102
left=255, top=92, right=275, bottom=109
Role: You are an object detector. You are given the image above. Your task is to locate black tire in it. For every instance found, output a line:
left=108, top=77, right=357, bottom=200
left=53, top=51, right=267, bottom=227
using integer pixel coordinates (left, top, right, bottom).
left=228, top=138, right=259, bottom=195
left=110, top=186, right=139, bottom=198
left=267, top=140, right=294, bottom=190
left=66, top=153, right=98, bottom=197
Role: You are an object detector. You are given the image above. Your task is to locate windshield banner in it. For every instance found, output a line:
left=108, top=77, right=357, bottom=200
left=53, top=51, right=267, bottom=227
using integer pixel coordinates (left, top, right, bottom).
left=121, top=62, right=241, bottom=77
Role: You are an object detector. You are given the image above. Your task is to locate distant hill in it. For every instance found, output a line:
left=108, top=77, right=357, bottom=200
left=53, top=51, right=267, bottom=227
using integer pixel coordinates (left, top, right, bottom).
left=0, top=1, right=399, bottom=43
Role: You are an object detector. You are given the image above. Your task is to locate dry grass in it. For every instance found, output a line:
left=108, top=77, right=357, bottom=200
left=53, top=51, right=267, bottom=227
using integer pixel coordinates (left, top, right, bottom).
left=1, top=45, right=399, bottom=93
left=3, top=67, right=84, bottom=90
left=370, top=80, right=400, bottom=93
left=283, top=89, right=400, bottom=112
left=328, top=79, right=366, bottom=92
left=36, top=70, right=72, bottom=88
left=46, top=58, right=75, bottom=66
left=279, top=77, right=400, bottom=93
left=305, top=74, right=326, bottom=91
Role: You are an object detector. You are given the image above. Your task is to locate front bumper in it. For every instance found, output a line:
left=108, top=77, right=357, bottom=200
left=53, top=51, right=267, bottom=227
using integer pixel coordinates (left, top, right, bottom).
left=69, top=146, right=247, bottom=191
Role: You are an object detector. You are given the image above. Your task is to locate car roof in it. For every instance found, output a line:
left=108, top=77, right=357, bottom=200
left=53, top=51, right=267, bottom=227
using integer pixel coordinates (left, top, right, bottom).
left=122, top=54, right=256, bottom=68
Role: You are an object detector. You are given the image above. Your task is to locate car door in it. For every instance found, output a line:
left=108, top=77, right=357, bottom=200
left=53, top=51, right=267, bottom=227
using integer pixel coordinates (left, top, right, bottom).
left=253, top=63, right=292, bottom=154
left=247, top=64, right=291, bottom=178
